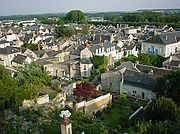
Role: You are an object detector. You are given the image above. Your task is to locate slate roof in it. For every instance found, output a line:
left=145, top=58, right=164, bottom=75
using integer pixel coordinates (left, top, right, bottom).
left=0, top=40, right=9, bottom=44
left=34, top=50, right=62, bottom=58
left=0, top=46, right=21, bottom=54
left=115, top=61, right=138, bottom=72
left=123, top=69, right=157, bottom=90
left=136, top=64, right=172, bottom=76
left=70, top=45, right=86, bottom=56
left=80, top=58, right=92, bottom=64
left=12, top=54, right=27, bottom=64
left=144, top=31, right=180, bottom=45
left=89, top=41, right=114, bottom=54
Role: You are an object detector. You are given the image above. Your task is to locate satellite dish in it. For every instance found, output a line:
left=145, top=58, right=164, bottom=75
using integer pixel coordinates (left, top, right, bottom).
left=60, top=110, right=71, bottom=118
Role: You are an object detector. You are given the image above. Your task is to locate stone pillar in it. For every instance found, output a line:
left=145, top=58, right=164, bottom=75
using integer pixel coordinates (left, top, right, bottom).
left=61, top=115, right=72, bottom=134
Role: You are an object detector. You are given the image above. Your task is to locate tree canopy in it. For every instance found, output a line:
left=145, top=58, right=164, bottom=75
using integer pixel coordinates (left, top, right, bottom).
left=91, top=55, right=108, bottom=74
left=0, top=63, right=51, bottom=109
left=155, top=71, right=180, bottom=104
left=74, top=82, right=101, bottom=102
left=22, top=43, right=41, bottom=51
left=144, top=97, right=178, bottom=122
left=54, top=26, right=75, bottom=38
left=65, top=10, right=86, bottom=23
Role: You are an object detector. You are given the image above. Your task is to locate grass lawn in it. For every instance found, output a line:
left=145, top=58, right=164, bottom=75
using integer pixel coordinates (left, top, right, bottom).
left=97, top=97, right=147, bottom=132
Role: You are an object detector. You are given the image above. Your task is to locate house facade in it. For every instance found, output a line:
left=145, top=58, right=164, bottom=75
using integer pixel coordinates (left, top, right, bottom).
left=141, top=31, right=180, bottom=57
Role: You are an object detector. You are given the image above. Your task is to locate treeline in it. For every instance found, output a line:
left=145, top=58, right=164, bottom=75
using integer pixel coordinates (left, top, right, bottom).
left=90, top=12, right=180, bottom=28
left=123, top=12, right=180, bottom=23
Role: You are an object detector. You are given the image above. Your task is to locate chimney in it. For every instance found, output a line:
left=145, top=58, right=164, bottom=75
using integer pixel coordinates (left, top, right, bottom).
left=61, top=115, right=72, bottom=134
left=93, top=34, right=95, bottom=41
left=165, top=36, right=168, bottom=40
left=175, top=36, right=177, bottom=42
left=37, top=44, right=41, bottom=50
left=100, top=34, right=103, bottom=43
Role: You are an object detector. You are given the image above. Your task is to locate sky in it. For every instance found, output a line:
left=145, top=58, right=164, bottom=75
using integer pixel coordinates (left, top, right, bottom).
left=0, top=0, right=180, bottom=16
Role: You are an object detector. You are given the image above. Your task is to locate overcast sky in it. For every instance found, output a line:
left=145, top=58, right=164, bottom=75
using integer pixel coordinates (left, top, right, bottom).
left=0, top=0, right=179, bottom=16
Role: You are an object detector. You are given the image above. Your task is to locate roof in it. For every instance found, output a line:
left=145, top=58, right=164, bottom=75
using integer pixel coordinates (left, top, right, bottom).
left=136, top=64, right=172, bottom=76
left=80, top=58, right=92, bottom=64
left=89, top=41, right=114, bottom=54
left=144, top=31, right=180, bottom=45
left=0, top=40, right=9, bottom=44
left=115, top=61, right=139, bottom=72
left=12, top=54, right=27, bottom=64
left=0, top=46, right=21, bottom=54
left=124, top=69, right=157, bottom=90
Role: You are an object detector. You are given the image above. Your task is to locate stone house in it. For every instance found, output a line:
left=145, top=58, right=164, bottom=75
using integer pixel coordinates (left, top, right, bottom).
left=101, top=61, right=172, bottom=100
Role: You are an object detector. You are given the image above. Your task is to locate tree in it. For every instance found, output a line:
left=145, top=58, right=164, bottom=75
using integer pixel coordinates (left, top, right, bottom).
left=82, top=25, right=90, bottom=34
left=65, top=10, right=86, bottom=23
left=74, top=82, right=101, bottom=101
left=91, top=55, right=108, bottom=74
left=22, top=43, right=41, bottom=51
left=144, top=97, right=178, bottom=122
left=155, top=71, right=180, bottom=104
left=121, top=55, right=138, bottom=63
left=51, top=80, right=61, bottom=91
left=129, top=121, right=168, bottom=134
left=138, top=53, right=165, bottom=67
left=0, top=65, right=18, bottom=109
left=54, top=26, right=75, bottom=38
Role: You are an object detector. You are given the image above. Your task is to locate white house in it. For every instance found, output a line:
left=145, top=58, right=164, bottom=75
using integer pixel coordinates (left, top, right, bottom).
left=12, top=54, right=32, bottom=67
left=0, top=46, right=22, bottom=67
left=80, top=58, right=93, bottom=79
left=141, top=31, right=180, bottom=57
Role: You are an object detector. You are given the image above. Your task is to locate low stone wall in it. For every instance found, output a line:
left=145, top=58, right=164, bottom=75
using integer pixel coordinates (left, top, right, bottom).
left=19, top=92, right=66, bottom=111
left=75, top=93, right=112, bottom=115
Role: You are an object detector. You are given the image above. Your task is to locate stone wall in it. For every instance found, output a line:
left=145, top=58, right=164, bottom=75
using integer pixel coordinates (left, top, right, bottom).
left=19, top=92, right=66, bottom=111
left=75, top=93, right=112, bottom=115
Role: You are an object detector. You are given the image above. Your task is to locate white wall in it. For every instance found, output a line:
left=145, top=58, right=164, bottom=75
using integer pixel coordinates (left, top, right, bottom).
left=80, top=63, right=93, bottom=78
left=122, top=84, right=156, bottom=100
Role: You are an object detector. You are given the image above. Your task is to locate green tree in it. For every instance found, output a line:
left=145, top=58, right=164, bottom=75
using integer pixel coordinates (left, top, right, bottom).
left=121, top=55, right=138, bottom=63
left=82, top=25, right=90, bottom=34
left=91, top=55, right=108, bottom=74
left=0, top=65, right=18, bottom=109
left=51, top=80, right=61, bottom=91
left=65, top=10, right=86, bottom=23
left=155, top=71, right=180, bottom=104
left=54, top=26, right=75, bottom=38
left=22, top=43, right=41, bottom=51
left=129, top=121, right=168, bottom=134
left=138, top=53, right=165, bottom=67
left=144, top=97, right=178, bottom=122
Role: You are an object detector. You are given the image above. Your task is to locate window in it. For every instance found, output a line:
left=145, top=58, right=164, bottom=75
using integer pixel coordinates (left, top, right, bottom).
left=151, top=46, right=154, bottom=53
left=110, top=82, right=112, bottom=87
left=132, top=90, right=137, bottom=96
left=84, top=65, right=86, bottom=70
left=84, top=71, right=87, bottom=76
left=142, top=92, right=145, bottom=99
left=155, top=49, right=159, bottom=55
left=147, top=48, right=151, bottom=53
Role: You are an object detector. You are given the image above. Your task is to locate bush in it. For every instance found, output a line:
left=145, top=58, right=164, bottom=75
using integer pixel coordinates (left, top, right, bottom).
left=95, top=111, right=102, bottom=117
left=51, top=80, right=61, bottom=91
left=119, top=93, right=127, bottom=104
left=49, top=92, right=58, bottom=100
